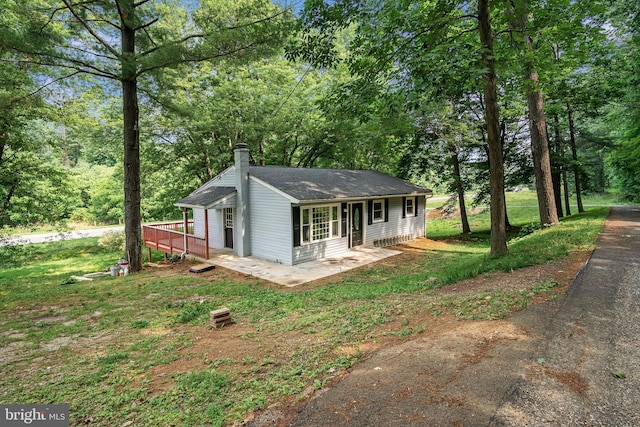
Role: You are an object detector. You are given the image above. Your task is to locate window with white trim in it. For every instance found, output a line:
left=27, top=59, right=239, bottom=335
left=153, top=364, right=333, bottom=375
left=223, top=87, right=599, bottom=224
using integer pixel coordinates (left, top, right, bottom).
left=372, top=199, right=385, bottom=223
left=405, top=198, right=414, bottom=216
left=301, top=205, right=341, bottom=244
left=225, top=208, right=233, bottom=228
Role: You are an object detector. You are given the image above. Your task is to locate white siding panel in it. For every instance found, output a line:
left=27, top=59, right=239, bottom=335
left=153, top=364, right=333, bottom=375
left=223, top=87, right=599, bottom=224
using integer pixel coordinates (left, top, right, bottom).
left=208, top=209, right=224, bottom=248
left=249, top=180, right=293, bottom=265
left=293, top=237, right=349, bottom=264
left=193, top=208, right=205, bottom=238
left=365, top=197, right=426, bottom=246
left=203, top=166, right=236, bottom=188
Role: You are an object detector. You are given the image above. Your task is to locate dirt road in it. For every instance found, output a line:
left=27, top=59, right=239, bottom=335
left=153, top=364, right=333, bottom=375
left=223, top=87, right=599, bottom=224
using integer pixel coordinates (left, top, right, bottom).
left=280, top=206, right=640, bottom=426
left=0, top=226, right=124, bottom=246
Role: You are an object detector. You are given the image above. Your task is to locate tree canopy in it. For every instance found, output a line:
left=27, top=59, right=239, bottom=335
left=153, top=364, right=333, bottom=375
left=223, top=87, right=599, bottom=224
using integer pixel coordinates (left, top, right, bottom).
left=1, top=0, right=637, bottom=262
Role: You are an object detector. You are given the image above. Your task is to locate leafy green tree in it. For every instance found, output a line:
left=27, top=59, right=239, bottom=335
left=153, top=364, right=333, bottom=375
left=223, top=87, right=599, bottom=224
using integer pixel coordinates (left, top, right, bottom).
left=3, top=0, right=289, bottom=271
left=604, top=0, right=640, bottom=201
left=292, top=0, right=508, bottom=255
left=501, top=0, right=558, bottom=226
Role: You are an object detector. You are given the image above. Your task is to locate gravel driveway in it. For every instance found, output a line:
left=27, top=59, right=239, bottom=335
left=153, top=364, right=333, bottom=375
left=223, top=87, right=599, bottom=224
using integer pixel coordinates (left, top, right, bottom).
left=280, top=205, right=640, bottom=426
left=0, top=226, right=124, bottom=246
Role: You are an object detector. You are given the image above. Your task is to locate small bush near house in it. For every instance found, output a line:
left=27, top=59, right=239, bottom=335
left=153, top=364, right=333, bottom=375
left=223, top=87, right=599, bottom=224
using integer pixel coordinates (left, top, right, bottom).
left=98, top=230, right=126, bottom=253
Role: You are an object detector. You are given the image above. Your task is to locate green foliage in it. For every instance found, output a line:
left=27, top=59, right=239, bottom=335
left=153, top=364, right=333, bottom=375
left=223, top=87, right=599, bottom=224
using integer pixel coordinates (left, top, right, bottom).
left=439, top=281, right=560, bottom=320
left=98, top=230, right=126, bottom=253
left=518, top=222, right=542, bottom=238
left=171, top=300, right=219, bottom=324
left=0, top=202, right=609, bottom=425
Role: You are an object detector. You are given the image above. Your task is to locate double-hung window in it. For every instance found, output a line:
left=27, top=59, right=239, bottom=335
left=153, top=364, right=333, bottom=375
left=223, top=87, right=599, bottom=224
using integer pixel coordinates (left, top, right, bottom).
left=301, top=205, right=341, bottom=244
left=372, top=199, right=385, bottom=223
left=405, top=198, right=414, bottom=216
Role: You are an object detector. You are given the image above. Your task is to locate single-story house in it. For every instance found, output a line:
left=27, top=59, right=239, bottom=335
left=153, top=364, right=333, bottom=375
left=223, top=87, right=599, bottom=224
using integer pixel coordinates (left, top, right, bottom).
left=143, top=144, right=432, bottom=265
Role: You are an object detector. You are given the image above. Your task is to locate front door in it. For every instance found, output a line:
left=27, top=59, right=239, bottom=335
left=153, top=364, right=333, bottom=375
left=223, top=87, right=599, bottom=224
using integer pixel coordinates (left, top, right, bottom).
left=224, top=208, right=233, bottom=249
left=350, top=203, right=363, bottom=247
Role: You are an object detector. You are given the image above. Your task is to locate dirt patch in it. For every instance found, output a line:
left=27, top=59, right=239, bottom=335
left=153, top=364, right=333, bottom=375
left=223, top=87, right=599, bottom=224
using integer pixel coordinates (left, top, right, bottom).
left=526, top=364, right=590, bottom=398
left=241, top=245, right=591, bottom=427
left=138, top=240, right=591, bottom=418
left=427, top=204, right=487, bottom=220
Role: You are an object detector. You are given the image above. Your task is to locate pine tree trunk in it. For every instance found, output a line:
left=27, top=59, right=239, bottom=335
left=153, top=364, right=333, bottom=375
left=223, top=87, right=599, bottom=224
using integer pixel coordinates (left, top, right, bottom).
left=567, top=103, right=584, bottom=213
left=121, top=1, right=142, bottom=272
left=478, top=0, right=507, bottom=256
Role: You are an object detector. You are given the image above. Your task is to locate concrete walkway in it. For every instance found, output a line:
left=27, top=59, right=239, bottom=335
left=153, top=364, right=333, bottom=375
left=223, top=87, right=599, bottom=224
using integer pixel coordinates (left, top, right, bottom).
left=278, top=206, right=640, bottom=426
left=209, top=246, right=402, bottom=287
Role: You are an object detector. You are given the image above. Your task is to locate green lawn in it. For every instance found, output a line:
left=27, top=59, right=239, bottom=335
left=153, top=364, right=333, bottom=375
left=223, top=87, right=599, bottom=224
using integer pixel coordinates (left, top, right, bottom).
left=0, top=197, right=610, bottom=426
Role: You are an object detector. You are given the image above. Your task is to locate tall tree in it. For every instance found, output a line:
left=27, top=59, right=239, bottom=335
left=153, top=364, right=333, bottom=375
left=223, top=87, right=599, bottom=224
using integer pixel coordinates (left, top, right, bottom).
left=3, top=0, right=287, bottom=271
left=478, top=0, right=507, bottom=254
left=291, top=0, right=508, bottom=255
left=502, top=0, right=558, bottom=226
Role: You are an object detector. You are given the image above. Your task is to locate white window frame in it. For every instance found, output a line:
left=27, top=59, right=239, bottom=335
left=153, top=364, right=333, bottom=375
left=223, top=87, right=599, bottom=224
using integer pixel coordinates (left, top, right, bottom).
left=225, top=208, right=234, bottom=228
left=372, top=199, right=386, bottom=223
left=405, top=197, right=415, bottom=217
left=300, top=204, right=341, bottom=244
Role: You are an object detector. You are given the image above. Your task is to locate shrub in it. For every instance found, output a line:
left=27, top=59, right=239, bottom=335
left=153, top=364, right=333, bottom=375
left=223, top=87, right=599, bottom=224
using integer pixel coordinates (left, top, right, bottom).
left=98, top=230, right=126, bottom=253
left=518, top=222, right=541, bottom=238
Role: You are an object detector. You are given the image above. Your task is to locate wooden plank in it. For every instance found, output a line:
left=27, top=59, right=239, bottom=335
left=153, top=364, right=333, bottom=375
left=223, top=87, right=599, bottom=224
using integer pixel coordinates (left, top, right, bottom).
left=189, top=264, right=216, bottom=274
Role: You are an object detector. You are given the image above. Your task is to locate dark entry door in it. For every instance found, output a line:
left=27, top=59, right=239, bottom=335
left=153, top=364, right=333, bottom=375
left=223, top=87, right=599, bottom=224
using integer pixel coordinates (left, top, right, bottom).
left=224, top=208, right=233, bottom=249
left=350, top=203, right=363, bottom=247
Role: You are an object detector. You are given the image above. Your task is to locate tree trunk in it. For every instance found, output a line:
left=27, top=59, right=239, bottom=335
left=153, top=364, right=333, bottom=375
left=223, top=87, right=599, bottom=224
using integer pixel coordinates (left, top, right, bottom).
left=450, top=144, right=471, bottom=234
left=526, top=73, right=558, bottom=226
left=551, top=115, right=563, bottom=218
left=499, top=120, right=512, bottom=229
left=563, top=169, right=571, bottom=215
left=505, top=0, right=558, bottom=227
left=121, top=1, right=142, bottom=272
left=567, top=102, right=584, bottom=213
left=478, top=0, right=507, bottom=256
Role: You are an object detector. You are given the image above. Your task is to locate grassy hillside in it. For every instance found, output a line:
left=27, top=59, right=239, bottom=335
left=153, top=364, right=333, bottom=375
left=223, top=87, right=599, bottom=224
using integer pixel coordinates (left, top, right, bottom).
left=0, top=194, right=610, bottom=426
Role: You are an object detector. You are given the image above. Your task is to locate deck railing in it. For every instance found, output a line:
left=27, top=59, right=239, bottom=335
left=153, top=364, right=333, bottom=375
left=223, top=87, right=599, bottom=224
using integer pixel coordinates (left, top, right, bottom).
left=142, top=221, right=208, bottom=259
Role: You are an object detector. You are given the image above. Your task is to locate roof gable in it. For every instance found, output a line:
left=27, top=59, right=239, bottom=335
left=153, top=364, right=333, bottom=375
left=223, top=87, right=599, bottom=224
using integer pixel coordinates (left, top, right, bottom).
left=175, top=186, right=236, bottom=209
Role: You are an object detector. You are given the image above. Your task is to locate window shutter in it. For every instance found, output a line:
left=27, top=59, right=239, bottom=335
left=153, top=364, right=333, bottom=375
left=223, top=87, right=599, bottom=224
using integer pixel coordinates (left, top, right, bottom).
left=414, top=197, right=419, bottom=217
left=402, top=197, right=406, bottom=218
left=367, top=200, right=373, bottom=225
left=341, top=203, right=347, bottom=237
left=292, top=206, right=300, bottom=247
left=384, top=198, right=389, bottom=222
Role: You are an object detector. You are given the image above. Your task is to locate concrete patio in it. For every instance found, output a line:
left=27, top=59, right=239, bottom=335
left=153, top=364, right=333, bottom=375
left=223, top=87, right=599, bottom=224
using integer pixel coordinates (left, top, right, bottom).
left=203, top=246, right=402, bottom=287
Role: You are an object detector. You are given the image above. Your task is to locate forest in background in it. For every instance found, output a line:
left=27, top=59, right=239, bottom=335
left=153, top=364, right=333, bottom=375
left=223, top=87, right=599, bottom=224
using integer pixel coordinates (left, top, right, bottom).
left=1, top=0, right=638, bottom=231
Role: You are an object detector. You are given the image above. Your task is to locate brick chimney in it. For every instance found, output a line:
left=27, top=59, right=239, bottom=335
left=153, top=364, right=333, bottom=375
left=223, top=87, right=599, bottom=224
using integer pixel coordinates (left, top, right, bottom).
left=234, top=143, right=250, bottom=257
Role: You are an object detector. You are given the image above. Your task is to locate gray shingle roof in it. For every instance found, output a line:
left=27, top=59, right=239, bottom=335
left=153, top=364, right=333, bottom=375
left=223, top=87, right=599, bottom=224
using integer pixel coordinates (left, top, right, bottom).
left=175, top=186, right=235, bottom=208
left=248, top=166, right=431, bottom=202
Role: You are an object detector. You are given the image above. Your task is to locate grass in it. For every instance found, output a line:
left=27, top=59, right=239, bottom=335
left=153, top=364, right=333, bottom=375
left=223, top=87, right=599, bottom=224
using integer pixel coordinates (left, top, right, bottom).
left=0, top=194, right=611, bottom=426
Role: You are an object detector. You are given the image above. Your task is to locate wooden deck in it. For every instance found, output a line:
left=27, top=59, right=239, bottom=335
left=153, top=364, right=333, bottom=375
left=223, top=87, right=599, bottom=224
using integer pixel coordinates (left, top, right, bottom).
left=143, top=221, right=209, bottom=259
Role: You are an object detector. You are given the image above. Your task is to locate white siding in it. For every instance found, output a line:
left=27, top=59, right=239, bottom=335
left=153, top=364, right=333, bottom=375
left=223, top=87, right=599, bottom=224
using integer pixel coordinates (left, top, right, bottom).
left=193, top=208, right=205, bottom=238
left=208, top=208, right=224, bottom=248
left=364, top=196, right=426, bottom=246
left=249, top=180, right=294, bottom=265
left=293, top=237, right=349, bottom=264
left=209, top=166, right=236, bottom=187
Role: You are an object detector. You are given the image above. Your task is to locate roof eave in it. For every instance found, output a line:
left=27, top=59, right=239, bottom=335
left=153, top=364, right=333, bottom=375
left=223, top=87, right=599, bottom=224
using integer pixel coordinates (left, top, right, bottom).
left=297, top=191, right=433, bottom=205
